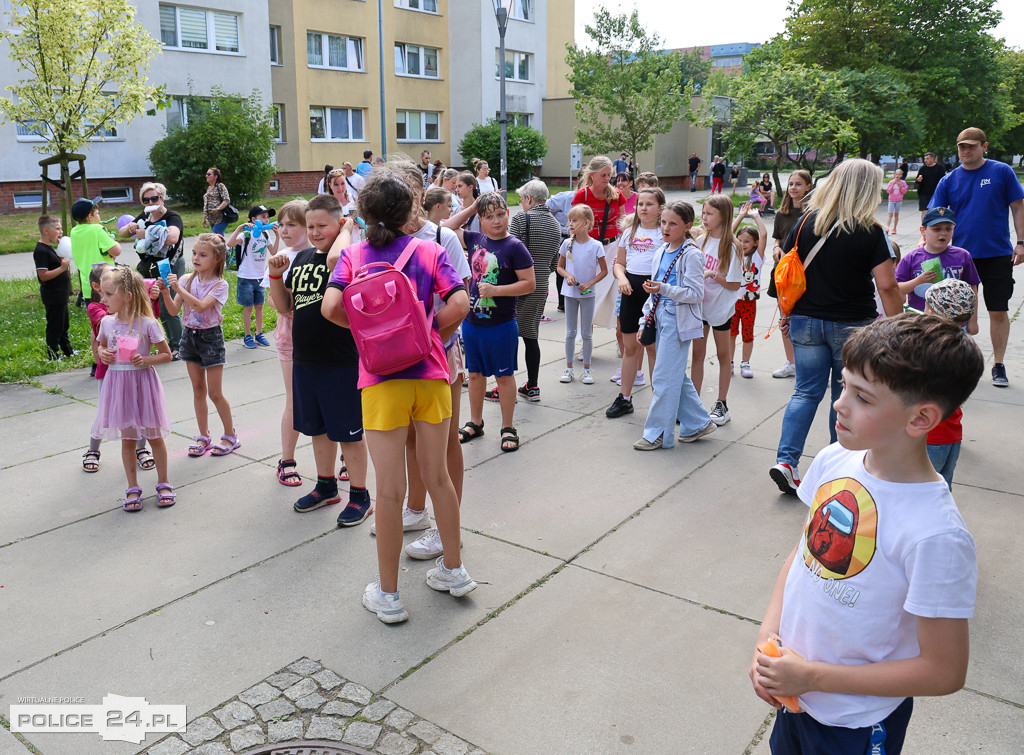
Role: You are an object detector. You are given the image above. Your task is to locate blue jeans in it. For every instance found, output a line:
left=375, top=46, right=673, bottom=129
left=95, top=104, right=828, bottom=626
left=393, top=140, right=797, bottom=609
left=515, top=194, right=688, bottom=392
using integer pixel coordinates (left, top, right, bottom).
left=776, top=315, right=874, bottom=467
left=211, top=221, right=228, bottom=236
left=927, top=442, right=961, bottom=489
left=643, top=302, right=710, bottom=448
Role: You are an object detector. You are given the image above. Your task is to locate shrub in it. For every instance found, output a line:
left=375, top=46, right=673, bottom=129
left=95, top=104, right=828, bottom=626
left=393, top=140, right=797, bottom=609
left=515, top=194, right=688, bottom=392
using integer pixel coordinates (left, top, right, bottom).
left=149, top=88, right=277, bottom=207
left=457, top=121, right=548, bottom=187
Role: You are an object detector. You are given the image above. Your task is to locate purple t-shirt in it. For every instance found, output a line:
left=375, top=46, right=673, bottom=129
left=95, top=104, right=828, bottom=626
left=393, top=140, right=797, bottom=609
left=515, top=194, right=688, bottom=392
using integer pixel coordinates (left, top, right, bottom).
left=179, top=274, right=229, bottom=329
left=328, top=236, right=464, bottom=389
left=462, top=230, right=534, bottom=326
left=895, top=245, right=981, bottom=311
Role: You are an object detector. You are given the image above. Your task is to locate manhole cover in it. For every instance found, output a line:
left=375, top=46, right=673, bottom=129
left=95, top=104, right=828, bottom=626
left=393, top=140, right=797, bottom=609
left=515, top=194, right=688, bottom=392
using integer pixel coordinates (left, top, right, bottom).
left=241, top=743, right=373, bottom=755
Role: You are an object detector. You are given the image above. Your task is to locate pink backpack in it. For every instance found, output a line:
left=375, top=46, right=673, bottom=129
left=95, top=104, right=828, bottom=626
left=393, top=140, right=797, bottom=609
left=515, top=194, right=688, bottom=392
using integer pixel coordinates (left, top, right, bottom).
left=342, top=237, right=432, bottom=375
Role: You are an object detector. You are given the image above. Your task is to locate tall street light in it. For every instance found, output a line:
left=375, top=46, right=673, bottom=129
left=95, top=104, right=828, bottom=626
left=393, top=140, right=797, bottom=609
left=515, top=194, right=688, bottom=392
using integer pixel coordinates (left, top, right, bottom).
left=493, top=0, right=512, bottom=195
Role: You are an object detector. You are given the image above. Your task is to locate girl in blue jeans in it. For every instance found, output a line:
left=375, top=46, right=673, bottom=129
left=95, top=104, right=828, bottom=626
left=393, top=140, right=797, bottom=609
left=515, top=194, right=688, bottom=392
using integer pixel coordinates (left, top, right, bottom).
left=633, top=201, right=715, bottom=450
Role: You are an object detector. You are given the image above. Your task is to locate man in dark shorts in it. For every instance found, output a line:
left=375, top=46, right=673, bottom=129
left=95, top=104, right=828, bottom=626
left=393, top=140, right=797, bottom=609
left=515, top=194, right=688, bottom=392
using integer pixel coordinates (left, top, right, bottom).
left=915, top=152, right=945, bottom=221
left=688, top=152, right=702, bottom=192
left=930, top=127, right=1024, bottom=386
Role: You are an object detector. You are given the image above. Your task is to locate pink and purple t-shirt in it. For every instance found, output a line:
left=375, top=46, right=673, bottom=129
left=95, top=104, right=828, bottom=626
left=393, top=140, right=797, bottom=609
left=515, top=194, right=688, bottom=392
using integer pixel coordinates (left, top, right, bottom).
left=894, top=245, right=981, bottom=311
left=98, top=315, right=165, bottom=360
left=327, top=236, right=464, bottom=389
left=180, top=275, right=229, bottom=329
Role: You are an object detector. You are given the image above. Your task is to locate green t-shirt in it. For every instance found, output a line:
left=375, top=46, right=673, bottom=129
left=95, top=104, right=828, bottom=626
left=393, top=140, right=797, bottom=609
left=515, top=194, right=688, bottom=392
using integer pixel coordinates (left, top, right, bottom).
left=70, top=222, right=118, bottom=293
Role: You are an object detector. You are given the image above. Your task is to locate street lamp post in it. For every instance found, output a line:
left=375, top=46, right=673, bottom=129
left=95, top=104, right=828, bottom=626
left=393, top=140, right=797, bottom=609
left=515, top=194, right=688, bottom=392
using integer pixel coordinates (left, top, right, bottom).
left=493, top=0, right=512, bottom=195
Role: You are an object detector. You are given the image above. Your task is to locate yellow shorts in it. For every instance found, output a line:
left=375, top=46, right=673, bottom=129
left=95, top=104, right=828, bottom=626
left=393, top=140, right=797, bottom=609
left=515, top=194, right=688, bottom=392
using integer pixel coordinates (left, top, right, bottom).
left=362, top=379, right=452, bottom=432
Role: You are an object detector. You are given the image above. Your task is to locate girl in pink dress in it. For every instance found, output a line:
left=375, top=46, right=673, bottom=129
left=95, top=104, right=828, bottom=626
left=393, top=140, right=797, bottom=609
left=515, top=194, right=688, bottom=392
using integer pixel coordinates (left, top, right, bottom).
left=90, top=267, right=174, bottom=510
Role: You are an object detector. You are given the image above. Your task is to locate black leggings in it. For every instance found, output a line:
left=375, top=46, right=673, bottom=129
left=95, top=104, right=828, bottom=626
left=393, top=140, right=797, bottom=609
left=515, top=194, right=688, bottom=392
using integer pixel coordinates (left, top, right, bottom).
left=523, top=337, right=541, bottom=388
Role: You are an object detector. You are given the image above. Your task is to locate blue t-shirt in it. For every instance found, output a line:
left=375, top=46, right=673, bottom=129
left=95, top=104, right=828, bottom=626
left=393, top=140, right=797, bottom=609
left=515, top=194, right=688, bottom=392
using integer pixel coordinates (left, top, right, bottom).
left=929, top=160, right=1024, bottom=259
left=655, top=244, right=679, bottom=288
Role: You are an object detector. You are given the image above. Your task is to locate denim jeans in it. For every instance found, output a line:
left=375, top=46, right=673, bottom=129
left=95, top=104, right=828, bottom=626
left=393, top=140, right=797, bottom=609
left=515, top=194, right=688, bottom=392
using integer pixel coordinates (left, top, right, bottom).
left=927, top=442, right=961, bottom=489
left=776, top=315, right=874, bottom=467
left=211, top=221, right=228, bottom=236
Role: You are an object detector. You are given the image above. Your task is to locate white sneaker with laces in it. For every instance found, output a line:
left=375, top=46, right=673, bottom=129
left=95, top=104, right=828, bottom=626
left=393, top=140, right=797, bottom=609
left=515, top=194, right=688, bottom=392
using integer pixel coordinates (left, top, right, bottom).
left=560, top=367, right=574, bottom=383
left=362, top=582, right=409, bottom=623
left=404, top=527, right=460, bottom=560
left=709, top=399, right=730, bottom=426
left=425, top=557, right=477, bottom=597
left=370, top=506, right=431, bottom=535
left=740, top=361, right=753, bottom=379
left=581, top=368, right=595, bottom=384
left=772, top=361, right=796, bottom=378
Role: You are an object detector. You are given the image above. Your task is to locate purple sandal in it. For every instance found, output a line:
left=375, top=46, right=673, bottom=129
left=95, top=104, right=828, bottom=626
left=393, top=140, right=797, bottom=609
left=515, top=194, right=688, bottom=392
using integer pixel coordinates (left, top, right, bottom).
left=123, top=486, right=143, bottom=512
left=155, top=482, right=176, bottom=508
left=210, top=432, right=241, bottom=456
left=188, top=435, right=211, bottom=457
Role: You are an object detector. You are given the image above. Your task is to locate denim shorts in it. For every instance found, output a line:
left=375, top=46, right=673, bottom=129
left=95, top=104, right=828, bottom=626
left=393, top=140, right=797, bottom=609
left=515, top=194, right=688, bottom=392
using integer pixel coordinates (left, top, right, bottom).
left=887, top=200, right=903, bottom=213
left=236, top=276, right=265, bottom=307
left=179, top=325, right=226, bottom=369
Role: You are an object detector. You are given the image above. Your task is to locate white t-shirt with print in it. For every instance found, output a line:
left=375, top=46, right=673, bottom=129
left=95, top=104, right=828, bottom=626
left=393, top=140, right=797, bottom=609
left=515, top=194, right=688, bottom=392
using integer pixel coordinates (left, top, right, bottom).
left=237, top=232, right=271, bottom=281
left=619, top=225, right=664, bottom=276
left=698, top=236, right=743, bottom=326
left=559, top=237, right=605, bottom=299
left=780, top=443, right=976, bottom=728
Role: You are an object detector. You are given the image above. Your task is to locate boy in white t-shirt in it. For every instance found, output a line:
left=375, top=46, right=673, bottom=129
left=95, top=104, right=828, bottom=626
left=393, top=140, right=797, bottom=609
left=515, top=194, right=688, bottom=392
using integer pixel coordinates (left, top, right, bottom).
left=227, top=205, right=280, bottom=348
left=557, top=205, right=608, bottom=385
left=752, top=314, right=984, bottom=755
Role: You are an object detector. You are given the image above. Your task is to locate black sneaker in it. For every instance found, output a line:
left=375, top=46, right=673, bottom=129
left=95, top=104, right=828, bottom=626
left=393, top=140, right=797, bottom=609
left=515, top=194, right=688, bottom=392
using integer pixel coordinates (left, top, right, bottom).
left=337, top=488, right=373, bottom=527
left=517, top=383, right=541, bottom=402
left=294, top=482, right=340, bottom=512
left=606, top=393, right=634, bottom=418
left=992, top=363, right=1009, bottom=387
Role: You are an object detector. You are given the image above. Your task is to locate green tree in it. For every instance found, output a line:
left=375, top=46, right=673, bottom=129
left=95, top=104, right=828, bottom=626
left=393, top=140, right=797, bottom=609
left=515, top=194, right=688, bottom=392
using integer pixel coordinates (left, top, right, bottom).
left=565, top=8, right=694, bottom=173
left=149, top=89, right=278, bottom=206
left=457, top=121, right=548, bottom=187
left=0, top=0, right=161, bottom=227
left=991, top=47, right=1024, bottom=164
left=833, top=68, right=925, bottom=160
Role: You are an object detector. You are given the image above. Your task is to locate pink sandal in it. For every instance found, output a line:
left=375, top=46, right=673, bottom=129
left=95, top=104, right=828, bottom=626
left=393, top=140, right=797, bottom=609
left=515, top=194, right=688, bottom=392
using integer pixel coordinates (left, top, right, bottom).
left=210, top=432, right=241, bottom=456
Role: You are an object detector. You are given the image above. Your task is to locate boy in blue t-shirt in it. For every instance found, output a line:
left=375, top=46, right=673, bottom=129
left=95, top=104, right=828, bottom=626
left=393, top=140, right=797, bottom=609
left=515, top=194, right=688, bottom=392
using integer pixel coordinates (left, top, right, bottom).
left=226, top=204, right=279, bottom=348
left=752, top=314, right=984, bottom=755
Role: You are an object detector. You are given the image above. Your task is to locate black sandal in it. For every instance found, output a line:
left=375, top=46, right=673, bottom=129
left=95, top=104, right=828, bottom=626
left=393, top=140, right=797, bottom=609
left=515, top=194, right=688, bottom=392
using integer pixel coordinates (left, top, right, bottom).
left=500, top=426, right=520, bottom=453
left=82, top=449, right=100, bottom=473
left=458, top=420, right=484, bottom=444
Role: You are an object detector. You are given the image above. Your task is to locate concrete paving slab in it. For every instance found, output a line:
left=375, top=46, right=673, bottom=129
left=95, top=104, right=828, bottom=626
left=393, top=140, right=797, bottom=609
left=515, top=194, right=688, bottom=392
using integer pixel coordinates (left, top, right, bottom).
left=574, top=442, right=809, bottom=620
left=0, top=530, right=558, bottom=755
left=0, top=399, right=103, bottom=467
left=0, top=383, right=74, bottom=418
left=461, top=412, right=727, bottom=559
left=387, top=565, right=770, bottom=754
left=0, top=726, right=28, bottom=755
left=948, top=397, right=1024, bottom=493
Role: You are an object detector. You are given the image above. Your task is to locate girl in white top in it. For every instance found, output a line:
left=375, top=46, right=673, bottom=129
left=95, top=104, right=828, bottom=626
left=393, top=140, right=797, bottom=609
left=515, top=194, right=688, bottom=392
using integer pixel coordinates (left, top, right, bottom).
left=474, top=159, right=499, bottom=194
left=691, top=194, right=743, bottom=427
left=729, top=203, right=767, bottom=380
left=557, top=205, right=608, bottom=385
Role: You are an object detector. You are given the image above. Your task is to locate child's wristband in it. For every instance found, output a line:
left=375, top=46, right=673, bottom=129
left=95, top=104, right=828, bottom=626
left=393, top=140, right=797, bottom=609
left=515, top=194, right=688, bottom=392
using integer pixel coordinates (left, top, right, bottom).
left=269, top=274, right=283, bottom=280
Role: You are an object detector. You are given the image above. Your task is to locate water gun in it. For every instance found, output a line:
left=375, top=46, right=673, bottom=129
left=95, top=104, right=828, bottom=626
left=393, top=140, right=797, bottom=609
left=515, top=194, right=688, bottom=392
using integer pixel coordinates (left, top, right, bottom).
left=251, top=219, right=278, bottom=239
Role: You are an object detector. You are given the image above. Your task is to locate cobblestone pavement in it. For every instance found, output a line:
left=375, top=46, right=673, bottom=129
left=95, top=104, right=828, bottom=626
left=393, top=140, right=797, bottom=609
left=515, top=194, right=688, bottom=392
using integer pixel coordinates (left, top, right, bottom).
left=144, top=658, right=486, bottom=755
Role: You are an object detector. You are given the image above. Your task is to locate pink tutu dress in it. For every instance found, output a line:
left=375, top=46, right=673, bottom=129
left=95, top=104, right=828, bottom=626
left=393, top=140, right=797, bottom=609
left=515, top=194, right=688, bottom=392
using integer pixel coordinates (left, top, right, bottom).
left=90, top=315, right=171, bottom=441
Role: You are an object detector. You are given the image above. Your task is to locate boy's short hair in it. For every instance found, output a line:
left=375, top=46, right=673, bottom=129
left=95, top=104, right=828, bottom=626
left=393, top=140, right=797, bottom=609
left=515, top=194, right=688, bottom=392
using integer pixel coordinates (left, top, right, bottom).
left=476, top=192, right=507, bottom=217
left=306, top=193, right=343, bottom=220
left=38, top=214, right=60, bottom=232
left=635, top=172, right=658, bottom=187
left=926, top=278, right=976, bottom=324
left=842, top=313, right=984, bottom=420
left=567, top=204, right=595, bottom=227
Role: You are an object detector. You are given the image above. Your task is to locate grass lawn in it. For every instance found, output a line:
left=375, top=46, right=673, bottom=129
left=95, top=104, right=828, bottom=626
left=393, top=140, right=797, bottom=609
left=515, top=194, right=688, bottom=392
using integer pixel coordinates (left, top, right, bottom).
left=0, top=272, right=279, bottom=383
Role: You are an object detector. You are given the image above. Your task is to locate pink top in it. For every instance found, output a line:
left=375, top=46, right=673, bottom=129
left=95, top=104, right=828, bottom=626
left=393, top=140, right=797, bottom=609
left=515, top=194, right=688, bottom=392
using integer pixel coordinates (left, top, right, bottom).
left=97, top=315, right=165, bottom=360
left=88, top=302, right=110, bottom=380
left=179, top=274, right=229, bottom=329
left=886, top=179, right=909, bottom=202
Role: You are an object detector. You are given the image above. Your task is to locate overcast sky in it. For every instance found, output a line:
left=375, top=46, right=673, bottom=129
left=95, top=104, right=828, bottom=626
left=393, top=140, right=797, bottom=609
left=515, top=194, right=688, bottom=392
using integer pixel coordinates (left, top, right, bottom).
left=573, top=0, right=1024, bottom=50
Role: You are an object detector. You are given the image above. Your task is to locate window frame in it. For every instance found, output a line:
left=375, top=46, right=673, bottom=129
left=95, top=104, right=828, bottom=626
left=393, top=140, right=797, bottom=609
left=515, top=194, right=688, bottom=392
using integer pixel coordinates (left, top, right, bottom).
left=273, top=104, right=285, bottom=143
left=309, top=105, right=365, bottom=142
left=13, top=191, right=50, bottom=209
left=495, top=48, right=532, bottom=82
left=509, top=0, right=532, bottom=22
left=269, top=25, right=282, bottom=65
left=159, top=4, right=242, bottom=56
left=394, top=42, right=440, bottom=79
left=306, top=31, right=365, bottom=72
left=495, top=111, right=532, bottom=127
left=395, top=109, right=441, bottom=143
left=393, top=0, right=439, bottom=14
left=99, top=187, right=133, bottom=204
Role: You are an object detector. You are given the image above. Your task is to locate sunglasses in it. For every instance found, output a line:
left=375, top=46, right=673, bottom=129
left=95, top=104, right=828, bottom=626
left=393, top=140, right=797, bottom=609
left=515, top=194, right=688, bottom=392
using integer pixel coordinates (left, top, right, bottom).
left=206, top=171, right=215, bottom=176
left=142, top=195, right=161, bottom=204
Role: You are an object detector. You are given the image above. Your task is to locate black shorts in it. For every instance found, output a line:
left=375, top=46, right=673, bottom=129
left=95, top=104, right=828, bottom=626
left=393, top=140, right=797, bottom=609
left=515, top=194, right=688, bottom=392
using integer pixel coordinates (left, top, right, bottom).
left=703, top=320, right=733, bottom=332
left=179, top=325, right=226, bottom=368
left=918, top=193, right=933, bottom=212
left=973, top=255, right=1014, bottom=312
left=292, top=362, right=363, bottom=442
left=618, top=272, right=650, bottom=334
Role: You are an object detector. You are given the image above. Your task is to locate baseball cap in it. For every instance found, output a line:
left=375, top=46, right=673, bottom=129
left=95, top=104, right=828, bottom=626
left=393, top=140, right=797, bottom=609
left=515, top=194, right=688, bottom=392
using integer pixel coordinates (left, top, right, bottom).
left=71, top=196, right=103, bottom=222
left=956, top=127, right=986, bottom=146
left=248, top=204, right=276, bottom=220
left=925, top=278, right=976, bottom=323
left=922, top=207, right=957, bottom=227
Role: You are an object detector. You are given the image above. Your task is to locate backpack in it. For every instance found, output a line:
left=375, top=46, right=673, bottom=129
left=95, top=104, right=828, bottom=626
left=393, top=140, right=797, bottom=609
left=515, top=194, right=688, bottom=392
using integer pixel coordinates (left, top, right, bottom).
left=773, top=213, right=830, bottom=315
left=342, top=237, right=432, bottom=376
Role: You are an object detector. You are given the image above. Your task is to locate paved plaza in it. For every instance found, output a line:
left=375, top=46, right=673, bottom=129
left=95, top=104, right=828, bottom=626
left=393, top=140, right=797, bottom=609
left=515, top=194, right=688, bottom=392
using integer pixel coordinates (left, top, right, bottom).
left=1, top=197, right=1022, bottom=753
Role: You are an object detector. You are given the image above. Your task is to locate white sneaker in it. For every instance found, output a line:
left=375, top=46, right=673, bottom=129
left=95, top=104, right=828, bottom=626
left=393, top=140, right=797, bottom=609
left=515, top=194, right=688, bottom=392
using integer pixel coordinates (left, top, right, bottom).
left=560, top=367, right=574, bottom=383
left=370, top=506, right=431, bottom=535
left=362, top=582, right=409, bottom=624
left=404, top=527, right=461, bottom=560
left=740, top=361, right=753, bottom=379
left=581, top=368, right=595, bottom=384
left=610, top=368, right=622, bottom=384
left=772, top=361, right=796, bottom=378
left=634, top=371, right=645, bottom=386
left=425, top=557, right=477, bottom=597
left=709, top=399, right=730, bottom=426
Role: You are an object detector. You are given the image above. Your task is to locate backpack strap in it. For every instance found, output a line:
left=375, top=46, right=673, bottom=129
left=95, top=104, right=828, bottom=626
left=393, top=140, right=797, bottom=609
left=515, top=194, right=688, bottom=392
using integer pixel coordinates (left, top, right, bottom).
left=802, top=221, right=839, bottom=271
left=394, top=237, right=421, bottom=272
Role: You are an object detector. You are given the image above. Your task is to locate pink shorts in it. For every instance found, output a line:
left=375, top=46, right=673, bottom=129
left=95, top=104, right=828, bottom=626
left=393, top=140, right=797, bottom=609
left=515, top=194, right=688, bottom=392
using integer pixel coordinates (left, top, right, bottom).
left=446, top=336, right=465, bottom=385
left=274, top=313, right=294, bottom=362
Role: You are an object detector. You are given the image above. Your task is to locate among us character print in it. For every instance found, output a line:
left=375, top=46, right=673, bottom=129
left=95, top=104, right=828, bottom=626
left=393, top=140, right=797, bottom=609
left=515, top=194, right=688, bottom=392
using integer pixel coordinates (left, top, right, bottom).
left=469, top=244, right=499, bottom=316
left=802, top=477, right=877, bottom=579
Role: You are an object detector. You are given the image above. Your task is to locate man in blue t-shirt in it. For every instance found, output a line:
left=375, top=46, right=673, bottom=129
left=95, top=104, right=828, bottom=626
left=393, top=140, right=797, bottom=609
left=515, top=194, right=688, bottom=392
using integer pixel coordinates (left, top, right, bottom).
left=930, top=127, right=1024, bottom=387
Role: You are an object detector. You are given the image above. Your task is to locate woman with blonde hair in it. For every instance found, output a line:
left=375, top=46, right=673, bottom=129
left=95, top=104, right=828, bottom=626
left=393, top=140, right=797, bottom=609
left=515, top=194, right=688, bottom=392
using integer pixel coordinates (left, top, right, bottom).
left=768, top=159, right=903, bottom=495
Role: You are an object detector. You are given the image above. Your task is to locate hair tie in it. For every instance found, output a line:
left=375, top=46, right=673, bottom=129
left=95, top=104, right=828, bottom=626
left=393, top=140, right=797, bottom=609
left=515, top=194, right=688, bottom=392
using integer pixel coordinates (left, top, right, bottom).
left=378, top=222, right=386, bottom=228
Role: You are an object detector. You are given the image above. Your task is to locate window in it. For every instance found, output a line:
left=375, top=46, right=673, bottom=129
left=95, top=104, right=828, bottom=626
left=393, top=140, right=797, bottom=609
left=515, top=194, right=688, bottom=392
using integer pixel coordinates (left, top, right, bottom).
left=273, top=104, right=284, bottom=142
left=270, top=25, right=281, bottom=64
left=166, top=96, right=189, bottom=130
left=159, top=5, right=240, bottom=54
left=306, top=32, right=364, bottom=71
left=396, top=110, right=440, bottom=142
left=496, top=49, right=531, bottom=81
left=268, top=180, right=280, bottom=192
left=16, top=119, right=47, bottom=141
left=394, top=0, right=438, bottom=11
left=495, top=111, right=531, bottom=127
left=13, top=191, right=48, bottom=209
left=712, top=56, right=743, bottom=68
left=99, top=187, right=133, bottom=203
left=394, top=43, right=439, bottom=78
left=510, top=0, right=531, bottom=21
left=309, top=106, right=364, bottom=141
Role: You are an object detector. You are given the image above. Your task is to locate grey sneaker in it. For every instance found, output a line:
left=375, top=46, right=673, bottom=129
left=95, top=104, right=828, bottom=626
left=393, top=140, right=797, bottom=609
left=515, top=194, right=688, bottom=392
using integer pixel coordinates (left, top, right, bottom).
left=362, top=582, right=409, bottom=624
left=992, top=363, right=1009, bottom=387
left=679, top=420, right=716, bottom=443
left=425, top=557, right=477, bottom=597
left=404, top=527, right=462, bottom=560
left=633, top=436, right=663, bottom=451
left=740, top=361, right=753, bottom=379
left=772, top=361, right=796, bottom=378
left=709, top=400, right=730, bottom=426
left=370, top=506, right=430, bottom=536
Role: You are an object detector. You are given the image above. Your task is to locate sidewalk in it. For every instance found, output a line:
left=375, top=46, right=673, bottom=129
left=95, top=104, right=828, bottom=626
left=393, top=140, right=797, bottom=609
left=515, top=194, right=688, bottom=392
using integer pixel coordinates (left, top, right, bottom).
left=1, top=198, right=1022, bottom=754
